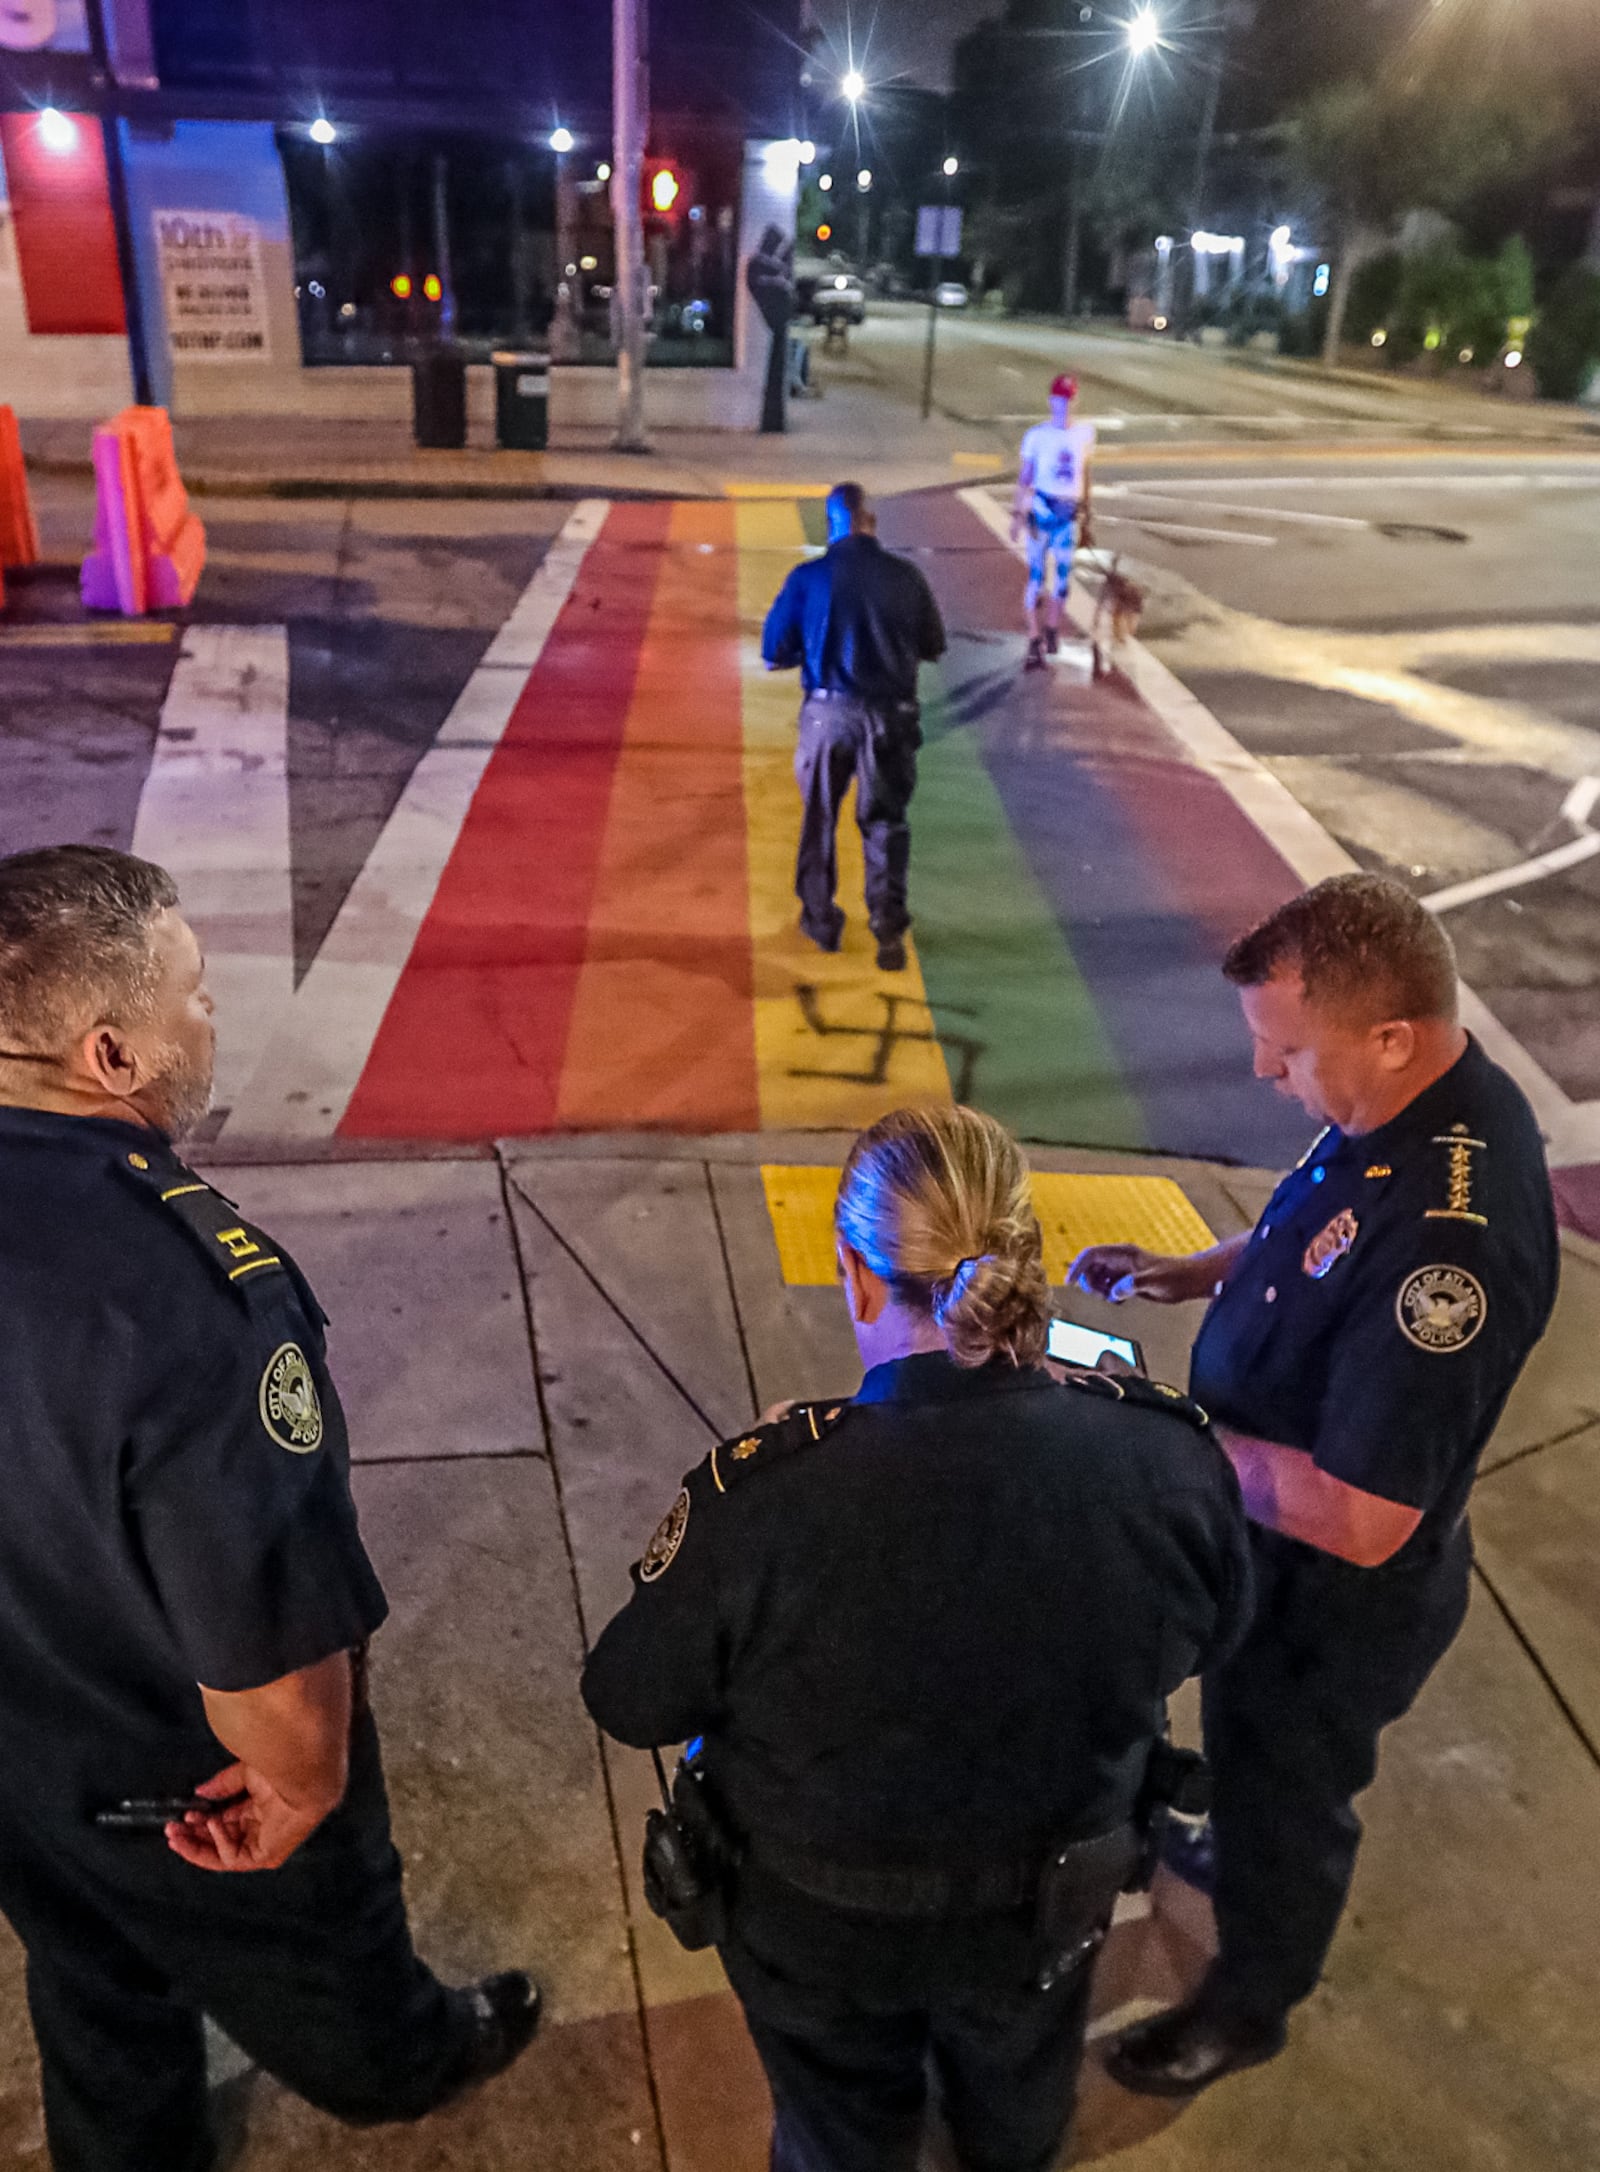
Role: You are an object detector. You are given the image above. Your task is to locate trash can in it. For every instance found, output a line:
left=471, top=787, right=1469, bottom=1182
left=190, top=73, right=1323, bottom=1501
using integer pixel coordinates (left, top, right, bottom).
left=493, top=351, right=550, bottom=450
left=412, top=349, right=467, bottom=449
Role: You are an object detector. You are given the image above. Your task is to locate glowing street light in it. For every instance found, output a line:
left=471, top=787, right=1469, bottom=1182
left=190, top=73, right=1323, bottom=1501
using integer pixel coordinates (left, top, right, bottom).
left=799, top=140, right=816, bottom=164
left=819, top=173, right=833, bottom=192
left=309, top=117, right=337, bottom=145
left=1125, top=8, right=1161, bottom=55
left=857, top=169, right=872, bottom=191
left=549, top=127, right=574, bottom=154
left=942, top=156, right=959, bottom=178
left=842, top=69, right=866, bottom=103
left=37, top=107, right=78, bottom=154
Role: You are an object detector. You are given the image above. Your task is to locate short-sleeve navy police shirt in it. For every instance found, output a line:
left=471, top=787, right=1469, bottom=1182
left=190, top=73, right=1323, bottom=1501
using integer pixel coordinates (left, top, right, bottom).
left=1189, top=1037, right=1559, bottom=1562
left=0, top=1109, right=387, bottom=1812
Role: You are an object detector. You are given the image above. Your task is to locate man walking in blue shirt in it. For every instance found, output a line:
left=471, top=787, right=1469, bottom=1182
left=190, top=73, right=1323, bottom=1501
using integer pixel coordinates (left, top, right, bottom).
left=762, top=483, right=946, bottom=973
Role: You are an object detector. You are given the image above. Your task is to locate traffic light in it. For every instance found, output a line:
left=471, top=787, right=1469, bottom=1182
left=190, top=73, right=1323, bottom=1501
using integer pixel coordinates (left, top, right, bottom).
left=816, top=223, right=832, bottom=243
left=644, top=162, right=691, bottom=224
left=390, top=273, right=413, bottom=299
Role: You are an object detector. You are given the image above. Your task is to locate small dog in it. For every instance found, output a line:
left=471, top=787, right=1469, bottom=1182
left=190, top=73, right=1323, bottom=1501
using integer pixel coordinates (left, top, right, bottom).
left=1089, top=556, right=1147, bottom=680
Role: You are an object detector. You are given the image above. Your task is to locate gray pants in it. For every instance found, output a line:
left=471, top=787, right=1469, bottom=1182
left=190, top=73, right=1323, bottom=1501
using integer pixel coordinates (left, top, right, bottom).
left=794, top=693, right=920, bottom=946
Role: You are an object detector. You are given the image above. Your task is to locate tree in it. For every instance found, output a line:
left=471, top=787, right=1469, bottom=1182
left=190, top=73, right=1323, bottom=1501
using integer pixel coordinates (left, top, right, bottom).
left=1289, top=73, right=1566, bottom=364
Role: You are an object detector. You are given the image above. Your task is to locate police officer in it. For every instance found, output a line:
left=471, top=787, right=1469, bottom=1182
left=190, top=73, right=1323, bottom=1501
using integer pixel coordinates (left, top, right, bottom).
left=1069, top=873, right=1559, bottom=2094
left=583, top=1103, right=1251, bottom=2172
left=0, top=845, right=539, bottom=2170
left=761, top=481, right=947, bottom=973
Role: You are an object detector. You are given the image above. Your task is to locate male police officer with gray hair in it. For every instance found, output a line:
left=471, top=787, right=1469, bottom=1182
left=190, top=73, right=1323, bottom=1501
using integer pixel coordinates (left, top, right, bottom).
left=762, top=481, right=946, bottom=972
left=0, top=844, right=538, bottom=2170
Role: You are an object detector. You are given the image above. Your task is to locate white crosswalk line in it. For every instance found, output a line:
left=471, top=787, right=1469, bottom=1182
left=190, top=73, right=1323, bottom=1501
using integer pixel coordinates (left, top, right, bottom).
left=222, top=499, right=609, bottom=1145
left=132, top=625, right=291, bottom=1114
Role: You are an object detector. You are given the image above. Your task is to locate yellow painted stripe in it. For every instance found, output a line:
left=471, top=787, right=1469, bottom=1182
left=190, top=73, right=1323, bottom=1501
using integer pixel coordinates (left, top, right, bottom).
left=762, top=1164, right=1215, bottom=1286
left=734, top=500, right=952, bottom=1130
left=0, top=622, right=178, bottom=647
left=724, top=480, right=832, bottom=498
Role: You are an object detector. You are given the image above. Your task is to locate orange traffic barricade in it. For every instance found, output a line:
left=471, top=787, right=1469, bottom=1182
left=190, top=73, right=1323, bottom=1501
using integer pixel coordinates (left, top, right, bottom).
left=0, top=405, right=41, bottom=606
left=82, top=407, right=205, bottom=616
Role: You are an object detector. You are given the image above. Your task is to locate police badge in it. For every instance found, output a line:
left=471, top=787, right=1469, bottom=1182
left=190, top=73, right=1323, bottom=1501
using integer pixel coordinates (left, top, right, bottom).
left=1303, top=1209, right=1358, bottom=1280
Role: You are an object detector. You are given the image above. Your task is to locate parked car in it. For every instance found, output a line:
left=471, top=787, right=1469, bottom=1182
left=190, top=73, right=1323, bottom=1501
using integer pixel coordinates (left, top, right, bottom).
left=813, top=273, right=866, bottom=326
left=934, top=281, right=969, bottom=309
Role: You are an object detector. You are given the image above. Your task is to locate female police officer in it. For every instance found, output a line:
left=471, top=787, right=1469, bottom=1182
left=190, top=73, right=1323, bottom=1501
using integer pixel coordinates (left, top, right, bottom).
left=583, top=1106, right=1251, bottom=2172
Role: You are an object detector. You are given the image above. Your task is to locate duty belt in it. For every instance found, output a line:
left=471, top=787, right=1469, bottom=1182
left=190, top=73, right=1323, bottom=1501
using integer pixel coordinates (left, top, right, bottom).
left=756, top=1824, right=1138, bottom=1919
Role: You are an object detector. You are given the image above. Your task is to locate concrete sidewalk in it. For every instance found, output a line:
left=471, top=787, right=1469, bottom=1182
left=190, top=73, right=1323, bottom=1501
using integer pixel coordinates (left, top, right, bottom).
left=16, top=358, right=1009, bottom=505
left=2, top=1134, right=1592, bottom=2169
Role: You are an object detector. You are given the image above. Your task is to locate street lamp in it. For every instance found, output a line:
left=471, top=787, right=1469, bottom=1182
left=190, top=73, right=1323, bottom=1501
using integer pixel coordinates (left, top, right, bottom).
left=842, top=69, right=866, bottom=104
left=799, top=140, right=816, bottom=164
left=1125, top=8, right=1161, bottom=56
left=37, top=107, right=79, bottom=153
left=309, top=117, right=337, bottom=145
left=857, top=169, right=872, bottom=190
left=549, top=127, right=574, bottom=154
left=942, top=156, right=959, bottom=178
left=819, top=173, right=833, bottom=192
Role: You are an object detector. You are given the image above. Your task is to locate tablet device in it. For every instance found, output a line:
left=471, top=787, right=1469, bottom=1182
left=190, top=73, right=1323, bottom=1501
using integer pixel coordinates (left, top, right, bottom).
left=1047, top=1317, right=1145, bottom=1374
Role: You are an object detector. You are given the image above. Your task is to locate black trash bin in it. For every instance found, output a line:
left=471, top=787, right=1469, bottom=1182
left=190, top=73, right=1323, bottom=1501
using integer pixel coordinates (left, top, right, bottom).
left=493, top=351, right=549, bottom=450
left=413, top=348, right=467, bottom=449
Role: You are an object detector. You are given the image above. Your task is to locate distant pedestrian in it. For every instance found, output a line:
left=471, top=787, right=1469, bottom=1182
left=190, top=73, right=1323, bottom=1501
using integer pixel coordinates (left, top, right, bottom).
left=762, top=481, right=946, bottom=973
left=0, top=844, right=540, bottom=2171
left=1011, top=375, right=1095, bottom=671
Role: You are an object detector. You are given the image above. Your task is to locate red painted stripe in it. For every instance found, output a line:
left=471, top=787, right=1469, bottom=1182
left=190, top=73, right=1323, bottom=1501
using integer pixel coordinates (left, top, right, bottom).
left=554, top=500, right=759, bottom=1131
left=341, top=501, right=669, bottom=1137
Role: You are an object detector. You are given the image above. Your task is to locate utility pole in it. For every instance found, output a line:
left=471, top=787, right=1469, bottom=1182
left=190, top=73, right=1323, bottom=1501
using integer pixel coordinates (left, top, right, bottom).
left=611, top=0, right=649, bottom=451
left=84, top=0, right=155, bottom=406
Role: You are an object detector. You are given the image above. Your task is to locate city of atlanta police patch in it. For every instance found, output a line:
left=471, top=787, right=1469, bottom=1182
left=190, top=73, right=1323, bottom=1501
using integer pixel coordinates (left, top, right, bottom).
left=259, top=1343, right=325, bottom=1453
left=640, top=1489, right=690, bottom=1583
left=1396, top=1265, right=1487, bottom=1354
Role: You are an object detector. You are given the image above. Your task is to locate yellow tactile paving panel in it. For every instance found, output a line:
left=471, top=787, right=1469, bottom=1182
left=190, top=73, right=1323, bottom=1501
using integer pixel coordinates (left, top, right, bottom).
left=762, top=1165, right=1215, bottom=1287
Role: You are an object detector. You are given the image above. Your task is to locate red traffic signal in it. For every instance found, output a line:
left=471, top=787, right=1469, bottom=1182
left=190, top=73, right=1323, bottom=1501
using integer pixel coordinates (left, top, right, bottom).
left=644, top=162, right=692, bottom=221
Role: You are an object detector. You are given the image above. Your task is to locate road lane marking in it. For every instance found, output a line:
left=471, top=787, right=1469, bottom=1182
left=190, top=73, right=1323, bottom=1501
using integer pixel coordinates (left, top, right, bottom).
left=957, top=484, right=1600, bottom=1166
left=1096, top=515, right=1277, bottom=546
left=132, top=626, right=291, bottom=1115
left=222, top=499, right=609, bottom=1143
left=1424, top=777, right=1600, bottom=914
left=1099, top=485, right=1370, bottom=530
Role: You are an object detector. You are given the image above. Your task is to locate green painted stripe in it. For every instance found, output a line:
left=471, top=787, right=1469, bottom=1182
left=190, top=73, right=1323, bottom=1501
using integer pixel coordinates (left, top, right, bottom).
left=912, top=673, right=1146, bottom=1149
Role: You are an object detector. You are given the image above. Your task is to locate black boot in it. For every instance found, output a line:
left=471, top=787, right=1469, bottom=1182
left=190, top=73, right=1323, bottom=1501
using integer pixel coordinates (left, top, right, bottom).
left=1105, top=1981, right=1286, bottom=2098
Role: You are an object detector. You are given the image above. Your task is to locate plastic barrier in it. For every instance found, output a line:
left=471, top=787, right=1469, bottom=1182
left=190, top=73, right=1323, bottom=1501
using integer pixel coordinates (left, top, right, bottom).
left=0, top=406, right=41, bottom=612
left=81, top=407, right=205, bottom=616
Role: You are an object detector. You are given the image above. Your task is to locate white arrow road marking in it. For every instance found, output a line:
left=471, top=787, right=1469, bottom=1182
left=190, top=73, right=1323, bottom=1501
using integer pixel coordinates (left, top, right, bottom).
left=1425, top=777, right=1600, bottom=914
left=222, top=499, right=610, bottom=1144
left=132, top=625, right=291, bottom=1114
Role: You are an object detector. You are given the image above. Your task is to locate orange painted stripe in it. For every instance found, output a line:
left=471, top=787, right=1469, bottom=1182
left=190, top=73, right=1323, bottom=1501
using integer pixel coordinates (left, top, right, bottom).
left=553, top=500, right=759, bottom=1130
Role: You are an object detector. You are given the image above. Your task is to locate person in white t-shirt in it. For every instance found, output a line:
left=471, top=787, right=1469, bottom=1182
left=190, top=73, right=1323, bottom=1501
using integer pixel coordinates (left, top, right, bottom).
left=1010, top=375, right=1095, bottom=671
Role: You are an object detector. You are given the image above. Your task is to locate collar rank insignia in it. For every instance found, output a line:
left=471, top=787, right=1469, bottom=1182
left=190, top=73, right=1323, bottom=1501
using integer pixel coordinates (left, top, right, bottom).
left=1303, top=1208, right=1358, bottom=1280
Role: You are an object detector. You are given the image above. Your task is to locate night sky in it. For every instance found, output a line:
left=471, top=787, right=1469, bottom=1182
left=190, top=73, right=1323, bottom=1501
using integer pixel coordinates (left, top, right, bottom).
left=808, top=0, right=992, bottom=93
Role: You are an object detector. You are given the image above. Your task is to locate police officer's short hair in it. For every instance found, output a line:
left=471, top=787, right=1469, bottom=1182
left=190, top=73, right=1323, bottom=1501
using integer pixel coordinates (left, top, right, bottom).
left=835, top=1105, right=1050, bottom=1369
left=0, top=845, right=179, bottom=1053
left=827, top=481, right=870, bottom=529
left=1224, top=873, right=1458, bottom=1025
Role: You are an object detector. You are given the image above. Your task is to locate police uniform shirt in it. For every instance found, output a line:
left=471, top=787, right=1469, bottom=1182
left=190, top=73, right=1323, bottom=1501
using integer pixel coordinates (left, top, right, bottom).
left=0, top=1109, right=387, bottom=1809
left=583, top=1352, right=1252, bottom=1872
left=1189, top=1036, right=1559, bottom=1561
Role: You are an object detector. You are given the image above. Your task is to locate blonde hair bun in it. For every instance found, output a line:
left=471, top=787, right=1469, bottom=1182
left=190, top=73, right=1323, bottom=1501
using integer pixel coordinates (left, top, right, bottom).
left=835, top=1107, right=1050, bottom=1369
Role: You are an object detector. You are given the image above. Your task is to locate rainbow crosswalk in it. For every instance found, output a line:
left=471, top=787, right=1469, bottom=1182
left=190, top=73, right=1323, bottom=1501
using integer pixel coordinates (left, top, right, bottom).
left=250, top=491, right=1313, bottom=1165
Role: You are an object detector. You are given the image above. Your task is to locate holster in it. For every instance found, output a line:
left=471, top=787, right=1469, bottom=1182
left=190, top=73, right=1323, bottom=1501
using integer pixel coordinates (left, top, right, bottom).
left=1032, top=1824, right=1141, bottom=1992
left=642, top=1747, right=741, bottom=1953
left=1130, top=1738, right=1211, bottom=1892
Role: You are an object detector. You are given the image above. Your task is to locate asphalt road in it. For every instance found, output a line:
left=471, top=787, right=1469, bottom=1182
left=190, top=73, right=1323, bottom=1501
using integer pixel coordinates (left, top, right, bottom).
left=850, top=305, right=1600, bottom=1133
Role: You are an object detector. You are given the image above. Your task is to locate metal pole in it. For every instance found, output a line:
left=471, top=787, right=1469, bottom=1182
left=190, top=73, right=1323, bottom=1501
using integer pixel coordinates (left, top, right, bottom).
left=611, top=0, right=649, bottom=451
left=431, top=153, right=457, bottom=338
left=920, top=251, right=942, bottom=422
left=84, top=0, right=155, bottom=406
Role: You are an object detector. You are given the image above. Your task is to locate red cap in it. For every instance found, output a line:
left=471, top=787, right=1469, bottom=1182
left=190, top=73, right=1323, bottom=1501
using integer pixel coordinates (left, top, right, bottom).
left=1050, top=373, right=1078, bottom=401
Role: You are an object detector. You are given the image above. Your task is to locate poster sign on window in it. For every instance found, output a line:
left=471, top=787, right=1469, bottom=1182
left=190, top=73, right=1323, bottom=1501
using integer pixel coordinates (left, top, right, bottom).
left=155, top=210, right=272, bottom=362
